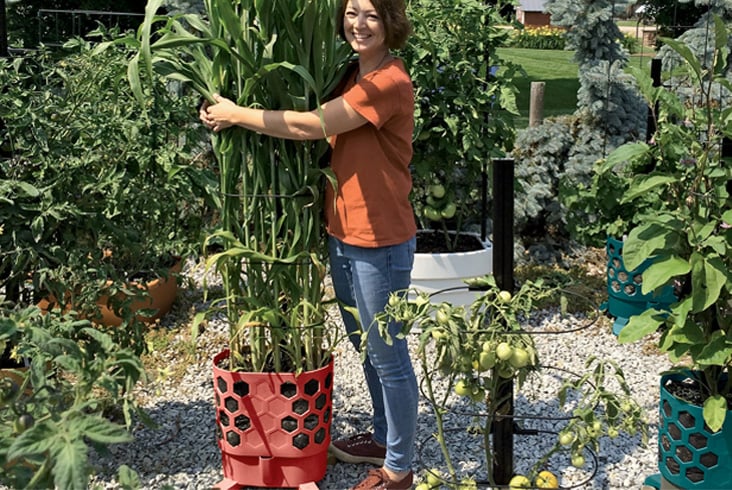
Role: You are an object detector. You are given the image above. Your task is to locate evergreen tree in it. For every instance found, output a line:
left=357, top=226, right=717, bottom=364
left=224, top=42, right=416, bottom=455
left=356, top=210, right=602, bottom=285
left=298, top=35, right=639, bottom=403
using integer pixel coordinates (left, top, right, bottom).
left=512, top=0, right=646, bottom=251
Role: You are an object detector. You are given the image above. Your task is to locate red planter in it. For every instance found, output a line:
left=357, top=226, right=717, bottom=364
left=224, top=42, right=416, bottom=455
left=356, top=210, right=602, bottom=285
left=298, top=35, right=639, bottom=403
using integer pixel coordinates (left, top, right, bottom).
left=212, top=350, right=334, bottom=489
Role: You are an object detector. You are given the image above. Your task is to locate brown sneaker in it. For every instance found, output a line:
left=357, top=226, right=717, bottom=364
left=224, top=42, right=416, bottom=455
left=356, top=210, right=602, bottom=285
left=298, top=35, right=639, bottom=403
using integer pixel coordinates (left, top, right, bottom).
left=329, top=433, right=386, bottom=465
left=350, top=468, right=413, bottom=490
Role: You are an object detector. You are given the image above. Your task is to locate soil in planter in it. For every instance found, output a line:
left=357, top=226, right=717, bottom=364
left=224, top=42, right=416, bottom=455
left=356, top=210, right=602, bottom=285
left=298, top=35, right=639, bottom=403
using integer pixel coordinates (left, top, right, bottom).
left=665, top=376, right=732, bottom=410
left=416, top=230, right=486, bottom=254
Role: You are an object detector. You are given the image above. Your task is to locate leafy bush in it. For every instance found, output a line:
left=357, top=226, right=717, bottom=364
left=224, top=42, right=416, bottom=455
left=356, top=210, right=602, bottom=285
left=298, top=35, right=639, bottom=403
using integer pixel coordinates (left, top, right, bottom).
left=512, top=0, right=646, bottom=251
left=509, top=26, right=567, bottom=50
left=401, top=0, right=520, bottom=251
left=0, top=306, right=146, bottom=489
left=0, top=36, right=216, bottom=314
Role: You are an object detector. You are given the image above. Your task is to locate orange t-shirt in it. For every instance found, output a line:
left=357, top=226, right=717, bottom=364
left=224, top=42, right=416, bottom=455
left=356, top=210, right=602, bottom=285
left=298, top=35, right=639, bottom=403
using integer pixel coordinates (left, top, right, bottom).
left=325, top=58, right=416, bottom=247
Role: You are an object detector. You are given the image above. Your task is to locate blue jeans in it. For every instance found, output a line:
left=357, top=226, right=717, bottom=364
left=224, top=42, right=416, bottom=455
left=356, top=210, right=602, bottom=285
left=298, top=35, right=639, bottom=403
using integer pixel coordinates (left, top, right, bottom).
left=328, top=235, right=418, bottom=473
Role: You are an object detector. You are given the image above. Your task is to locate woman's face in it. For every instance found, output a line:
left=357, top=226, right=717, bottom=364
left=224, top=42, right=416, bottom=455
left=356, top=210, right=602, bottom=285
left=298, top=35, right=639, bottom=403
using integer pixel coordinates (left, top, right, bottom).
left=342, top=0, right=387, bottom=56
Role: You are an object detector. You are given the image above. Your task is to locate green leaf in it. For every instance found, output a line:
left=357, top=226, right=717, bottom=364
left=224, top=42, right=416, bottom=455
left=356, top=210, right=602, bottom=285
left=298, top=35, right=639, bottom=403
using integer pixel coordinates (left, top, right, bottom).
left=623, top=223, right=674, bottom=271
left=703, top=395, right=727, bottom=433
left=622, top=175, right=675, bottom=203
left=618, top=309, right=665, bottom=343
left=51, top=438, right=89, bottom=490
left=75, top=416, right=132, bottom=444
left=7, top=422, right=58, bottom=459
left=602, top=142, right=649, bottom=173
left=641, top=255, right=689, bottom=295
left=690, top=253, right=726, bottom=312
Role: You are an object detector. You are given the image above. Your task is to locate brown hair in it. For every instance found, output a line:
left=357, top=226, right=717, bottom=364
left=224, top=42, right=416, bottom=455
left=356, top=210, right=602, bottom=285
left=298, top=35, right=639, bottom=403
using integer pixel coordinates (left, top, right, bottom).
left=338, top=0, right=411, bottom=50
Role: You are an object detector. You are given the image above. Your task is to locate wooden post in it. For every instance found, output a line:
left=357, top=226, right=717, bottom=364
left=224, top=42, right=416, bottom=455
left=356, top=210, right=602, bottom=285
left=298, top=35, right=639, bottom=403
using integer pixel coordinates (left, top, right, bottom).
left=529, top=81, right=545, bottom=127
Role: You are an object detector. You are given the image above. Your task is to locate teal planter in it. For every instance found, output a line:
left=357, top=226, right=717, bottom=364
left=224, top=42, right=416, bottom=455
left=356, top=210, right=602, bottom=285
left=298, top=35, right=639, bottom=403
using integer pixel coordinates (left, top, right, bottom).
left=602, top=237, right=676, bottom=335
left=658, top=373, right=732, bottom=489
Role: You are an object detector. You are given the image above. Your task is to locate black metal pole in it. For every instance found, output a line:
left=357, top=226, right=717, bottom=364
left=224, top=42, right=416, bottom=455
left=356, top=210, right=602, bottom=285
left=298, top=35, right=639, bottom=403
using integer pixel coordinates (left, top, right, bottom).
left=646, top=58, right=662, bottom=141
left=0, top=0, right=9, bottom=57
left=491, top=157, right=514, bottom=485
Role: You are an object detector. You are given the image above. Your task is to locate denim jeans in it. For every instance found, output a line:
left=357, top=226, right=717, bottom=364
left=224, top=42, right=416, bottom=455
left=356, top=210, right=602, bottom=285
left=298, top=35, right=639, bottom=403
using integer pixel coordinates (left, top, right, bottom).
left=328, top=235, right=418, bottom=473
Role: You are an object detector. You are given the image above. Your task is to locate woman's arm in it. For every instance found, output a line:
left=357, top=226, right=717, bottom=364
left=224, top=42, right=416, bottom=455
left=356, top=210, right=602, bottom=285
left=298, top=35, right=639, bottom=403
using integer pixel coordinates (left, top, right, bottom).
left=200, top=94, right=368, bottom=140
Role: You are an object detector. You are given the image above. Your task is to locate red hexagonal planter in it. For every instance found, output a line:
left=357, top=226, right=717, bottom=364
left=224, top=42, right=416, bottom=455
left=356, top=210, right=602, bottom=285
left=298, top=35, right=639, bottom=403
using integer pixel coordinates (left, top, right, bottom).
left=212, top=350, right=333, bottom=488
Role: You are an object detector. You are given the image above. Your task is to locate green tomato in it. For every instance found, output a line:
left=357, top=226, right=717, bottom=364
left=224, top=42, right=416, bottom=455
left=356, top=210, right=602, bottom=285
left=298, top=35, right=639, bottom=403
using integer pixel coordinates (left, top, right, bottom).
left=497, top=363, right=515, bottom=378
left=423, top=206, right=442, bottom=221
left=509, top=475, right=531, bottom=489
left=496, top=342, right=513, bottom=361
left=509, top=347, right=530, bottom=368
left=479, top=350, right=496, bottom=370
left=498, top=290, right=512, bottom=303
left=571, top=453, right=586, bottom=468
left=440, top=202, right=457, bottom=219
left=425, top=469, right=442, bottom=487
left=454, top=379, right=471, bottom=397
left=430, top=184, right=446, bottom=199
left=558, top=431, right=575, bottom=446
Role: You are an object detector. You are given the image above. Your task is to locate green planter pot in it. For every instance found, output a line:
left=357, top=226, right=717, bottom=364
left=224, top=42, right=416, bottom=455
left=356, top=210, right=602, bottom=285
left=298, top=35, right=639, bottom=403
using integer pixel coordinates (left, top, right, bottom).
left=602, top=237, right=676, bottom=335
left=657, top=373, right=732, bottom=489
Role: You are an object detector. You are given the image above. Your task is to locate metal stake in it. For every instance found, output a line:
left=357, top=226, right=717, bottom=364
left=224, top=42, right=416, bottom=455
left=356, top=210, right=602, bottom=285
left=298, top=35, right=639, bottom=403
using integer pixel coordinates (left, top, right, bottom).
left=491, top=157, right=515, bottom=485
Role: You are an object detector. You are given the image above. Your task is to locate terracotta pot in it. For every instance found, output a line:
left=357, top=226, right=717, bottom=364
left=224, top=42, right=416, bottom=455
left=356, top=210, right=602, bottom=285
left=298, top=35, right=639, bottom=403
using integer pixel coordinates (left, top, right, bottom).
left=212, top=349, right=333, bottom=489
left=38, top=257, right=182, bottom=326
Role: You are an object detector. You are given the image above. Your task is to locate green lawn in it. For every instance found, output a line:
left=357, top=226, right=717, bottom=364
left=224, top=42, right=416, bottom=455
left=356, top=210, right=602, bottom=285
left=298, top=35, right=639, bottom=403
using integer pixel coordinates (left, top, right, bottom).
left=497, top=47, right=580, bottom=128
left=497, top=47, right=657, bottom=129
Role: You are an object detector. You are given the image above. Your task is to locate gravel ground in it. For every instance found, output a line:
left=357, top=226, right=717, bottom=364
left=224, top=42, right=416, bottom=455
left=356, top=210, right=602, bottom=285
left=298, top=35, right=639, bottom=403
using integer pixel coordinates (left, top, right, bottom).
left=88, top=255, right=671, bottom=490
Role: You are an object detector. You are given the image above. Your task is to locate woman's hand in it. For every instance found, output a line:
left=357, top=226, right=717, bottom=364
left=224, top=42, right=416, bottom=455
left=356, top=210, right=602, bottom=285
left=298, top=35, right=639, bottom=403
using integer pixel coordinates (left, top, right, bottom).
left=199, top=94, right=239, bottom=132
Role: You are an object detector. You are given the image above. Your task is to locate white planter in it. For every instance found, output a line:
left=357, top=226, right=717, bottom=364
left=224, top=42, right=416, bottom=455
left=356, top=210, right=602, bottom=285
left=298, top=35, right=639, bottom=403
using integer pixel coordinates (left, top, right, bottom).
left=409, top=231, right=493, bottom=307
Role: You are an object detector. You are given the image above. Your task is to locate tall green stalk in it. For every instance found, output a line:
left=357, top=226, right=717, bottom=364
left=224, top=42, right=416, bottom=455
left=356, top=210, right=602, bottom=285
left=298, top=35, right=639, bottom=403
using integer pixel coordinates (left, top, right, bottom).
left=127, top=0, right=351, bottom=372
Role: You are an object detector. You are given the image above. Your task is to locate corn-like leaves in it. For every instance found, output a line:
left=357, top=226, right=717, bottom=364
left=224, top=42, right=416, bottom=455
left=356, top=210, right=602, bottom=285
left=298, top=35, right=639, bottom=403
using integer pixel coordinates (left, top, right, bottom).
left=133, top=0, right=351, bottom=372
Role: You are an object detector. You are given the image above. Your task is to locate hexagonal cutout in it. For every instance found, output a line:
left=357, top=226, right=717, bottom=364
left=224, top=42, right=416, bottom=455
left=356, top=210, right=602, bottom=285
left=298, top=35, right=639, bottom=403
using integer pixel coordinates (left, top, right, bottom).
left=226, top=430, right=241, bottom=447
left=217, top=376, right=228, bottom=394
left=235, top=415, right=251, bottom=431
left=664, top=457, right=680, bottom=475
left=293, top=433, right=309, bottom=450
left=678, top=411, right=696, bottom=429
left=304, top=379, right=319, bottom=396
left=685, top=466, right=704, bottom=483
left=662, top=400, right=672, bottom=417
left=315, top=427, right=326, bottom=444
left=700, top=451, right=718, bottom=468
left=281, top=382, right=297, bottom=398
left=315, top=393, right=327, bottom=410
left=618, top=271, right=628, bottom=282
left=233, top=380, right=249, bottom=397
left=293, top=398, right=309, bottom=415
left=324, top=407, right=331, bottom=423
left=633, top=274, right=643, bottom=285
left=219, top=411, right=230, bottom=427
left=304, top=414, right=319, bottom=430
left=661, top=434, right=671, bottom=451
left=624, top=284, right=636, bottom=295
left=676, top=445, right=693, bottom=463
left=325, top=373, right=332, bottom=389
left=611, top=280, right=621, bottom=293
left=668, top=423, right=682, bottom=441
left=282, top=416, right=298, bottom=433
left=225, top=396, right=239, bottom=413
left=689, top=433, right=708, bottom=449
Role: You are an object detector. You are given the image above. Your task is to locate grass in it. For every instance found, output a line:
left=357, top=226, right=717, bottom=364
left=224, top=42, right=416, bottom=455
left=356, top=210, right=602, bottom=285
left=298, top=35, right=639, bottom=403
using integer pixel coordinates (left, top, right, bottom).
left=497, top=46, right=658, bottom=129
left=497, top=47, right=580, bottom=128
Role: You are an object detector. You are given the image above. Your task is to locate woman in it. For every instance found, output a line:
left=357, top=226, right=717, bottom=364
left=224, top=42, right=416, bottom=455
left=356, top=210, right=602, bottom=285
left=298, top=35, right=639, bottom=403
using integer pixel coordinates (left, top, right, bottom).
left=200, top=1, right=417, bottom=488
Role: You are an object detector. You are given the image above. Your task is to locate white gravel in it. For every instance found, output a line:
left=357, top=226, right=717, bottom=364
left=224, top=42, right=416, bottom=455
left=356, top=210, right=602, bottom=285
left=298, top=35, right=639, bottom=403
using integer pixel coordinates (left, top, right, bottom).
left=88, top=257, right=671, bottom=490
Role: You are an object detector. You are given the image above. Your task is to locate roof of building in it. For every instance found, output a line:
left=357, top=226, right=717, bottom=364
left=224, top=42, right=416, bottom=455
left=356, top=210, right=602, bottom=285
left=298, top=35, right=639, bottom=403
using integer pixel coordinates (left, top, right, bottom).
left=517, top=0, right=547, bottom=12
